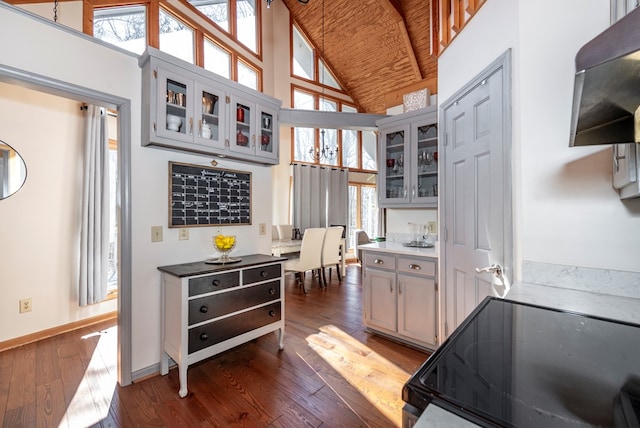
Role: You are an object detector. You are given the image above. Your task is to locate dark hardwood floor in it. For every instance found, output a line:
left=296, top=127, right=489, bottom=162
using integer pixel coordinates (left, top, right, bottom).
left=0, top=264, right=430, bottom=427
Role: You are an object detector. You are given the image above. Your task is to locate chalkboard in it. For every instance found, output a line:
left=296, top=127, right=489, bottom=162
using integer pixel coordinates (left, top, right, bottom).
left=169, top=161, right=251, bottom=227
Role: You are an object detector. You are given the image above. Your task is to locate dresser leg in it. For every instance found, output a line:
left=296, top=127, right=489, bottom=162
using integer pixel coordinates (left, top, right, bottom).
left=278, top=327, right=285, bottom=350
left=178, top=365, right=188, bottom=398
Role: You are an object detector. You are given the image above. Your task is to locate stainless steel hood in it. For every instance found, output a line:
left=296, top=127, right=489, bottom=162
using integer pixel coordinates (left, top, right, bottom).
left=569, top=6, right=640, bottom=146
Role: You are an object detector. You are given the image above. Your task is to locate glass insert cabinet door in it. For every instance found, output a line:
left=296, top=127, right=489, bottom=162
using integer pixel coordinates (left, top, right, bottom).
left=382, top=125, right=409, bottom=202
left=258, top=109, right=275, bottom=156
left=414, top=124, right=438, bottom=201
left=197, top=85, right=225, bottom=146
left=229, top=95, right=255, bottom=155
left=157, top=69, right=194, bottom=143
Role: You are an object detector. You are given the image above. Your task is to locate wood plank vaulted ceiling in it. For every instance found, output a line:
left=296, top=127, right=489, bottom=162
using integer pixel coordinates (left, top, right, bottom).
left=282, top=0, right=438, bottom=114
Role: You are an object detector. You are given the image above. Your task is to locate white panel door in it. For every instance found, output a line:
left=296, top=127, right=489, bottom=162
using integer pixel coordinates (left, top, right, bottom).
left=441, top=54, right=511, bottom=338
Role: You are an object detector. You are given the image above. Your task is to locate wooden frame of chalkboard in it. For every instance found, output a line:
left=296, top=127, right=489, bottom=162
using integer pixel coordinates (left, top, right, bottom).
left=169, top=161, right=252, bottom=228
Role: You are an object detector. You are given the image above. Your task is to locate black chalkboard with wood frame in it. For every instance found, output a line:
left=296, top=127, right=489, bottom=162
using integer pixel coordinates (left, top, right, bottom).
left=169, top=161, right=251, bottom=227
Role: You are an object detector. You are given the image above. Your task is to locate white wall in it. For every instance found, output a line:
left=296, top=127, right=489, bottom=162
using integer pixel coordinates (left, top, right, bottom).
left=0, top=83, right=117, bottom=341
left=0, top=3, right=274, bottom=374
left=438, top=0, right=640, bottom=279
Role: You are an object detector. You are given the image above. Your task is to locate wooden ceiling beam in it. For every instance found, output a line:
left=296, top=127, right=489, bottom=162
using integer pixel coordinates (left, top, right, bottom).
left=378, top=0, right=422, bottom=82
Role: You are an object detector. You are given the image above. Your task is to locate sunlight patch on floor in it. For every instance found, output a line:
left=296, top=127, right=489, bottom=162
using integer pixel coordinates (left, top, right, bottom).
left=63, top=326, right=117, bottom=427
left=305, top=324, right=410, bottom=426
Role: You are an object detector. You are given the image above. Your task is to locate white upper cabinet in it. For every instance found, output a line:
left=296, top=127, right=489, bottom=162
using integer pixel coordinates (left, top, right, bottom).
left=140, top=47, right=281, bottom=166
left=377, top=106, right=439, bottom=208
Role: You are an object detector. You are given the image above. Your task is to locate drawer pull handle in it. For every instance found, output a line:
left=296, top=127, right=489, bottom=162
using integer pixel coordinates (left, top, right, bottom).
left=212, top=279, right=221, bottom=286
left=269, top=288, right=276, bottom=295
left=199, top=333, right=208, bottom=341
left=269, top=310, right=276, bottom=317
left=374, top=259, right=384, bottom=265
left=199, top=305, right=208, bottom=313
left=260, top=270, right=268, bottom=278
left=409, top=264, right=421, bottom=270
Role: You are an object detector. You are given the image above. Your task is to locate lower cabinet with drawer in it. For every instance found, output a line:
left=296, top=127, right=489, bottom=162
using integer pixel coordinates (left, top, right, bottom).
left=362, top=250, right=438, bottom=350
left=158, top=255, right=285, bottom=397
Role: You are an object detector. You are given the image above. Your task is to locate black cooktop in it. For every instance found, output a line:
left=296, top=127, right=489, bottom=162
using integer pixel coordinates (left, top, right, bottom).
left=403, top=297, right=640, bottom=427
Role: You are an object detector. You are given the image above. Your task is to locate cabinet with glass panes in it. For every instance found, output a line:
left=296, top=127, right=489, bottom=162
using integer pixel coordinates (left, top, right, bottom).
left=376, top=106, right=438, bottom=208
left=140, top=47, right=281, bottom=165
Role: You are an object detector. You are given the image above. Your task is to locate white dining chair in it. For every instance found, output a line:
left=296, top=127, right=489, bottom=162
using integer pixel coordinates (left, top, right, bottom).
left=321, top=226, right=344, bottom=287
left=283, top=227, right=325, bottom=293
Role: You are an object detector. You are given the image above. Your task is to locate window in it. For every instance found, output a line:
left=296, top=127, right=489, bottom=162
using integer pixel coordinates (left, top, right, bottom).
left=237, top=59, right=258, bottom=90
left=93, top=5, right=147, bottom=55
left=292, top=26, right=313, bottom=79
left=89, top=2, right=263, bottom=90
left=319, top=60, right=340, bottom=90
left=236, top=0, right=257, bottom=53
left=348, top=183, right=378, bottom=251
left=159, top=9, right=195, bottom=64
left=188, top=0, right=258, bottom=54
left=204, top=38, right=231, bottom=79
left=189, top=0, right=229, bottom=31
left=290, top=22, right=376, bottom=171
left=362, top=130, right=377, bottom=170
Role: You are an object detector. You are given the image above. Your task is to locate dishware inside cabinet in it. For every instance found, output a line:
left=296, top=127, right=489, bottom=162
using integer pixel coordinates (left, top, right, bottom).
left=385, top=130, right=406, bottom=200
left=201, top=90, right=220, bottom=140
left=417, top=124, right=438, bottom=197
left=166, top=79, right=187, bottom=134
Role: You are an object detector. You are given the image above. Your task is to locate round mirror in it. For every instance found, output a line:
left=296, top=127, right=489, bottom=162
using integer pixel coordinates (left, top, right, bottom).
left=0, top=140, right=27, bottom=199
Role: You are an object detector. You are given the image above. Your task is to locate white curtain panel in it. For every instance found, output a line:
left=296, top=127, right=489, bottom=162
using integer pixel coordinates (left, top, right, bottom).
left=79, top=105, right=110, bottom=306
left=292, top=163, right=348, bottom=233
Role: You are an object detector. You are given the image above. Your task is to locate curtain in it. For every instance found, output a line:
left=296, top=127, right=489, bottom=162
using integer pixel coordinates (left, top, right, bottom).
left=79, top=105, right=110, bottom=306
left=292, top=163, right=348, bottom=232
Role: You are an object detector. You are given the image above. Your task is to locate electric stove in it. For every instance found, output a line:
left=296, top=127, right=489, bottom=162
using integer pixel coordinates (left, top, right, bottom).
left=402, top=297, right=640, bottom=427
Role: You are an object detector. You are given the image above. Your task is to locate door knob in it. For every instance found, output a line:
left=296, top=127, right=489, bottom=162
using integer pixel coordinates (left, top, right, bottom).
left=475, top=263, right=503, bottom=277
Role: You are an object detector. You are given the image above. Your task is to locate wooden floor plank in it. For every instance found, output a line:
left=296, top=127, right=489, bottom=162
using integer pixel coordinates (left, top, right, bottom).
left=4, top=343, right=36, bottom=412
left=0, top=264, right=431, bottom=427
left=0, top=349, right=15, bottom=428
left=35, top=379, right=67, bottom=428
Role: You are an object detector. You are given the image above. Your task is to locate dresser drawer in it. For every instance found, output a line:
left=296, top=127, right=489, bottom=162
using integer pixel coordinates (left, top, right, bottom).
left=364, top=252, right=396, bottom=270
left=397, top=257, right=436, bottom=277
left=188, top=271, right=240, bottom=296
left=243, top=263, right=281, bottom=285
left=188, top=301, right=281, bottom=354
left=188, top=281, right=281, bottom=325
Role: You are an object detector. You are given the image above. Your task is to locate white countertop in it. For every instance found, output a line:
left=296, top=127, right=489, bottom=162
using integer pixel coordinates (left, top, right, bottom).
left=359, top=241, right=439, bottom=258
left=414, top=280, right=640, bottom=427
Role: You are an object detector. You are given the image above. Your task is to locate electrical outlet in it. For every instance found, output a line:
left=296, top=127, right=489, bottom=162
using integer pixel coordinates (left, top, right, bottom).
left=19, top=298, right=32, bottom=313
left=179, top=228, right=189, bottom=240
left=428, top=221, right=437, bottom=234
left=151, top=226, right=163, bottom=242
left=259, top=223, right=266, bottom=236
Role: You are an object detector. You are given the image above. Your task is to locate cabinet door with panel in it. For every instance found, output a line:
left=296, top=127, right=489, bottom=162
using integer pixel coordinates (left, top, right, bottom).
left=194, top=82, right=227, bottom=149
left=397, top=274, right=437, bottom=348
left=229, top=96, right=279, bottom=162
left=156, top=66, right=196, bottom=144
left=364, top=268, right=397, bottom=332
left=378, top=123, right=411, bottom=206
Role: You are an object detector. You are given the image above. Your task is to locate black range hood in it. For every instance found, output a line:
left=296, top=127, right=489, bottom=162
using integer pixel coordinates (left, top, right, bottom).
left=570, top=6, right=640, bottom=146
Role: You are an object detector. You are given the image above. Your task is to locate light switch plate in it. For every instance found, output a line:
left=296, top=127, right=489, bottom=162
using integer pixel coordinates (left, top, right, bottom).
left=151, top=226, right=163, bottom=242
left=259, top=223, right=266, bottom=235
left=179, top=228, right=189, bottom=240
left=428, top=221, right=437, bottom=234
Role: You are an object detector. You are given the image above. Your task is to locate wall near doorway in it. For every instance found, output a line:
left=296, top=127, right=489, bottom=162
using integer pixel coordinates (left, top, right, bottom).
left=0, top=82, right=117, bottom=343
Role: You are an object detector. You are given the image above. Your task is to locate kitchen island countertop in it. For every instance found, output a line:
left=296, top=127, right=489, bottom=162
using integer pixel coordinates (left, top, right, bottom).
left=358, top=241, right=439, bottom=258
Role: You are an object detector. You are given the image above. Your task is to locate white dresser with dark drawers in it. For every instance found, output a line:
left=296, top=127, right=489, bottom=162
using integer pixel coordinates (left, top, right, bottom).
left=157, top=254, right=286, bottom=397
